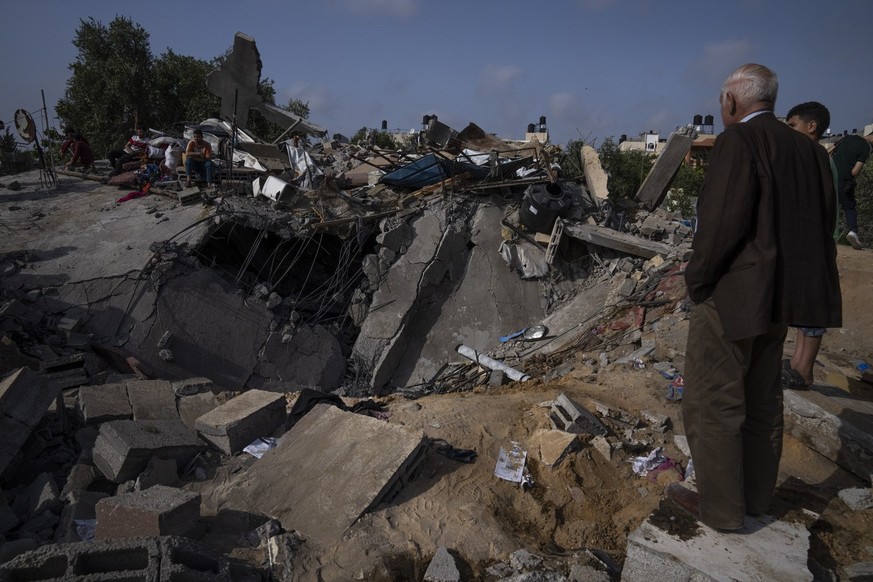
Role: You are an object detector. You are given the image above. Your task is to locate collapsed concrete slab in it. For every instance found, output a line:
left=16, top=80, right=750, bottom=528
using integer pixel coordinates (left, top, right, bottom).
left=127, top=268, right=344, bottom=391
left=223, top=403, right=425, bottom=544
left=353, top=203, right=546, bottom=392
left=77, top=383, right=132, bottom=425
left=0, top=536, right=230, bottom=581
left=634, top=128, right=696, bottom=211
left=581, top=144, right=609, bottom=200
left=92, top=419, right=205, bottom=483
left=195, top=389, right=285, bottom=454
left=622, top=514, right=811, bottom=581
left=0, top=367, right=60, bottom=477
left=127, top=379, right=178, bottom=420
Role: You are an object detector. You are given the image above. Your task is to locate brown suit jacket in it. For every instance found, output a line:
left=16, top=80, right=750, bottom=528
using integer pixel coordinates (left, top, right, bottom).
left=685, top=112, right=842, bottom=341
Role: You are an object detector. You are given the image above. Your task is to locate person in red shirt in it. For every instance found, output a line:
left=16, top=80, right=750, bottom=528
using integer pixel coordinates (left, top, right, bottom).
left=60, top=128, right=96, bottom=173
left=107, top=127, right=149, bottom=175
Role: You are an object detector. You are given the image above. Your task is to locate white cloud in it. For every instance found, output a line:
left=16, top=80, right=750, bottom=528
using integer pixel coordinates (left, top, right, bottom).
left=479, top=64, right=523, bottom=92
left=687, top=39, right=754, bottom=86
left=329, top=0, right=418, bottom=18
left=285, top=82, right=334, bottom=115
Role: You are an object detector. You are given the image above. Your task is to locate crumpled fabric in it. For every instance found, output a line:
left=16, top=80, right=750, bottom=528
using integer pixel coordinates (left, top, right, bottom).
left=630, top=447, right=667, bottom=476
left=116, top=191, right=149, bottom=203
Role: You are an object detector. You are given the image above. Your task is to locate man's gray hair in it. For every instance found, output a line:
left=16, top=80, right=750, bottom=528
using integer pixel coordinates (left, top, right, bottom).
left=721, top=63, right=778, bottom=108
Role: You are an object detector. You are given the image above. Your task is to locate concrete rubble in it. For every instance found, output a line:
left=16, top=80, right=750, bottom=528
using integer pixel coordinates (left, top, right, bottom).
left=1, top=30, right=871, bottom=582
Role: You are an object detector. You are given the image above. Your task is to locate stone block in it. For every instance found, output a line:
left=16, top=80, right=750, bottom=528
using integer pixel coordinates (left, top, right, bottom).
left=135, top=457, right=178, bottom=490
left=92, top=419, right=205, bottom=483
left=424, top=546, right=461, bottom=582
left=77, top=383, right=131, bottom=425
left=0, top=367, right=60, bottom=476
left=622, top=514, right=812, bottom=581
left=60, top=463, right=98, bottom=497
left=531, top=429, right=578, bottom=467
left=0, top=536, right=230, bottom=581
left=178, top=391, right=218, bottom=430
left=95, top=485, right=200, bottom=540
left=126, top=379, right=178, bottom=420
left=195, top=389, right=286, bottom=454
left=838, top=487, right=873, bottom=511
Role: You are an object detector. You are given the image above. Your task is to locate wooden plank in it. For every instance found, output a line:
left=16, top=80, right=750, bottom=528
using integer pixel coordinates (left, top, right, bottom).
left=634, top=132, right=694, bottom=210
left=563, top=222, right=674, bottom=259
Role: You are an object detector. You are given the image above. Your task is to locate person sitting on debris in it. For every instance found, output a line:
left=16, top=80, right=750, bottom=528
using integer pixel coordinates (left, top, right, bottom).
left=60, top=128, right=96, bottom=173
left=184, top=129, right=214, bottom=188
left=107, top=127, right=149, bottom=175
left=781, top=101, right=839, bottom=388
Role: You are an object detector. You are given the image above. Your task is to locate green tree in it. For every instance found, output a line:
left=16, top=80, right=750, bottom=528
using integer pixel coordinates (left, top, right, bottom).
left=56, top=16, right=154, bottom=156
left=151, top=50, right=220, bottom=132
left=350, top=126, right=397, bottom=149
left=664, top=164, right=706, bottom=217
left=853, top=157, right=873, bottom=246
left=560, top=139, right=586, bottom=179
left=1, top=128, right=18, bottom=155
left=285, top=98, right=310, bottom=120
left=598, top=137, right=654, bottom=199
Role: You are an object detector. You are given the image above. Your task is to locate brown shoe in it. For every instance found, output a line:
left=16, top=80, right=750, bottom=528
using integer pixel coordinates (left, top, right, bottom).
left=666, top=483, right=701, bottom=519
left=666, top=483, right=744, bottom=531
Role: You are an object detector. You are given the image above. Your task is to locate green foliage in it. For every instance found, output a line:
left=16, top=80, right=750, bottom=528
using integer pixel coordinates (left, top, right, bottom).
left=151, top=49, right=220, bottom=132
left=285, top=98, right=310, bottom=120
left=853, top=158, right=873, bottom=246
left=1, top=128, right=18, bottom=155
left=56, top=17, right=154, bottom=156
left=664, top=164, right=706, bottom=218
left=598, top=137, right=654, bottom=199
left=560, top=139, right=585, bottom=179
left=350, top=127, right=397, bottom=149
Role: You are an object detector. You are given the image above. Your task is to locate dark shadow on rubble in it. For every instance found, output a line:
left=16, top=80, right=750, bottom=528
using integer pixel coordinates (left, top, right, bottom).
left=199, top=508, right=272, bottom=553
left=375, top=446, right=472, bottom=509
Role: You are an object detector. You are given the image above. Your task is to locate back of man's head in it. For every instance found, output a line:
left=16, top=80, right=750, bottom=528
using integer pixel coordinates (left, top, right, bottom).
left=786, top=102, right=830, bottom=139
left=721, top=63, right=778, bottom=110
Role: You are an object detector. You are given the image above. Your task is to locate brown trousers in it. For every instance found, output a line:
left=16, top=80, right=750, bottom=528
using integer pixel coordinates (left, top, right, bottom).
left=682, top=299, right=787, bottom=529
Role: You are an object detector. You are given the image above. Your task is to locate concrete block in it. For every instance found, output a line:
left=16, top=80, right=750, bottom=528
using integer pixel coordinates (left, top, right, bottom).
left=172, top=377, right=217, bottom=396
left=838, top=487, right=873, bottom=511
left=0, top=535, right=230, bottom=581
left=0, top=367, right=60, bottom=476
left=95, top=485, right=200, bottom=540
left=77, top=382, right=132, bottom=425
left=621, top=514, right=812, bottom=581
left=92, top=419, right=205, bottom=483
left=531, top=429, right=578, bottom=467
left=126, top=379, right=178, bottom=420
left=60, top=463, right=98, bottom=497
left=424, top=546, right=461, bottom=582
left=195, top=389, right=286, bottom=454
left=549, top=393, right=607, bottom=436
left=178, top=391, right=218, bottom=430
left=224, top=403, right=425, bottom=544
left=17, top=472, right=61, bottom=518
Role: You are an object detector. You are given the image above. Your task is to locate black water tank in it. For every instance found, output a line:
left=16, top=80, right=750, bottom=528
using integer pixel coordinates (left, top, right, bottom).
left=539, top=115, right=547, bottom=125
left=527, top=123, right=536, bottom=133
left=422, top=114, right=431, bottom=125
left=693, top=114, right=703, bottom=125
left=381, top=120, right=388, bottom=130
left=704, top=114, right=714, bottom=125
left=519, top=182, right=570, bottom=234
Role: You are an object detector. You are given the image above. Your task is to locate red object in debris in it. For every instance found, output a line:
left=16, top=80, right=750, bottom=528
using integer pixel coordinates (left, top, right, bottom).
left=116, top=190, right=149, bottom=203
left=609, top=320, right=631, bottom=331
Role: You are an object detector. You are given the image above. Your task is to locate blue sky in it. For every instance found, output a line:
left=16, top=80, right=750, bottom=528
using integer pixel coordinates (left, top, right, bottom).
left=2, top=0, right=871, bottom=147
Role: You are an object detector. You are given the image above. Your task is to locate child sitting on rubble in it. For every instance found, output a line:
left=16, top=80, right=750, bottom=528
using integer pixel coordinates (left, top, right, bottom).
left=60, top=128, right=97, bottom=173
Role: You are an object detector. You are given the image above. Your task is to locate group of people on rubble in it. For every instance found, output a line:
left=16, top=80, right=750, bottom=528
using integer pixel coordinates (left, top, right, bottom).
left=59, top=125, right=217, bottom=187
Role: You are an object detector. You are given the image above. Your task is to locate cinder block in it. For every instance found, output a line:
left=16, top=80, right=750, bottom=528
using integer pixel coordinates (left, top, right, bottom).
left=195, top=389, right=286, bottom=454
left=126, top=379, right=178, bottom=420
left=549, top=393, right=607, bottom=436
left=0, top=536, right=231, bottom=581
left=95, top=485, right=200, bottom=540
left=92, top=419, right=205, bottom=483
left=77, top=383, right=132, bottom=425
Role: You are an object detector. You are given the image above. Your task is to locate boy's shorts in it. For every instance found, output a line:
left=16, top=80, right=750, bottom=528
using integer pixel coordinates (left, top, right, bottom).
left=797, top=326, right=826, bottom=337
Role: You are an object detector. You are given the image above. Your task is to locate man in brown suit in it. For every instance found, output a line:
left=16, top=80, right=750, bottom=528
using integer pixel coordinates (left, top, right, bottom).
left=670, top=64, right=842, bottom=531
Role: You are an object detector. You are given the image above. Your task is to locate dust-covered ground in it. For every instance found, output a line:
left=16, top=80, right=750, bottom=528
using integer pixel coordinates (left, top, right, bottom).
left=190, top=246, right=873, bottom=581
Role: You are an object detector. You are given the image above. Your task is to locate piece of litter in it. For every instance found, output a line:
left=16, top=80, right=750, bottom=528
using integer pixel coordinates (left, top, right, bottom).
left=494, top=441, right=527, bottom=483
left=630, top=447, right=666, bottom=476
left=74, top=518, right=97, bottom=542
left=243, top=437, right=278, bottom=459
